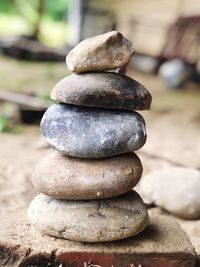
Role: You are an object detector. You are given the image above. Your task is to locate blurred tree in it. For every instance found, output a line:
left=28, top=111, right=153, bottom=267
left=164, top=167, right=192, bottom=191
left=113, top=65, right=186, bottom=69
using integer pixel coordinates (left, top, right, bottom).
left=0, top=0, right=16, bottom=13
left=32, top=0, right=44, bottom=40
left=44, top=0, right=69, bottom=20
left=12, top=0, right=44, bottom=40
left=0, top=0, right=69, bottom=41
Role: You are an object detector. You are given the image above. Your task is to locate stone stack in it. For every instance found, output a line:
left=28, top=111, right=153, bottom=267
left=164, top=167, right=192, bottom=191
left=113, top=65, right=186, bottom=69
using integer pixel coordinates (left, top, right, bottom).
left=28, top=31, right=152, bottom=242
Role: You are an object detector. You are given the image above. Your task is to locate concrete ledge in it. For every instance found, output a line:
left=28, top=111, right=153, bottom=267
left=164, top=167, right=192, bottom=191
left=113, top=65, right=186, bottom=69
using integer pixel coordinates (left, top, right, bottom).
left=149, top=207, right=200, bottom=266
left=0, top=208, right=197, bottom=267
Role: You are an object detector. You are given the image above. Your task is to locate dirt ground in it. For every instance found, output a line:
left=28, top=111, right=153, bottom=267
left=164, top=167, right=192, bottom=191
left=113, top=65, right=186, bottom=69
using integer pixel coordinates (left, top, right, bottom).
left=0, top=57, right=200, bottom=211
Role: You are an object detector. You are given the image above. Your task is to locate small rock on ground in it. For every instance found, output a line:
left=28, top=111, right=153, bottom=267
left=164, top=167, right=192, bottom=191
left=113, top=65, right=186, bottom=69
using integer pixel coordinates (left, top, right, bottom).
left=139, top=167, right=200, bottom=219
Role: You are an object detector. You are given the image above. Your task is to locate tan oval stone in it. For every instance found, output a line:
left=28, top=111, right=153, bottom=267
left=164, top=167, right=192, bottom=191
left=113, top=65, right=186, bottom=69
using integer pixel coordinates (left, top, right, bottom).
left=32, top=151, right=143, bottom=199
left=27, top=191, right=149, bottom=242
left=66, top=31, right=134, bottom=73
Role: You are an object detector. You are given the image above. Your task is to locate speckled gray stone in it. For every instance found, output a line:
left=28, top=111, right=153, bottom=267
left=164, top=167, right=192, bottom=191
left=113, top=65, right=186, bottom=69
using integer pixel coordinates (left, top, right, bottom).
left=27, top=190, right=149, bottom=242
left=32, top=151, right=143, bottom=199
left=40, top=104, right=146, bottom=158
left=51, top=72, right=152, bottom=111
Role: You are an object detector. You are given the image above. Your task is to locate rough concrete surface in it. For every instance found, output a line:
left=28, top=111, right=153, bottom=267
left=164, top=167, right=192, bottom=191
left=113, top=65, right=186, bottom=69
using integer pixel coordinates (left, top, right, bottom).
left=149, top=207, right=200, bottom=257
left=0, top=208, right=197, bottom=267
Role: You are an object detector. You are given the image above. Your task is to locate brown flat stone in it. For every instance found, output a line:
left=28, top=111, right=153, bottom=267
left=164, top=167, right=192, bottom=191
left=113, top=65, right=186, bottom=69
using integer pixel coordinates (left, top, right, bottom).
left=51, top=72, right=152, bottom=111
left=32, top=151, right=143, bottom=199
left=0, top=208, right=197, bottom=266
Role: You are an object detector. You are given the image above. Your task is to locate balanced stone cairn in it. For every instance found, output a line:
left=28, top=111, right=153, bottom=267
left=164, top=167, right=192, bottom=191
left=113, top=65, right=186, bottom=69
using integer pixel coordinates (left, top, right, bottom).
left=28, top=31, right=152, bottom=242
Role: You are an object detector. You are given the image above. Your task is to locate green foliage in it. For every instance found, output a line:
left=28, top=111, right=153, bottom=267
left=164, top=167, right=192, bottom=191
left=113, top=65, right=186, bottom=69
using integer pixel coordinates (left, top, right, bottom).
left=0, top=0, right=70, bottom=47
left=0, top=0, right=70, bottom=21
left=0, top=103, right=22, bottom=133
left=45, top=0, right=70, bottom=20
left=0, top=0, right=16, bottom=14
left=0, top=116, right=8, bottom=132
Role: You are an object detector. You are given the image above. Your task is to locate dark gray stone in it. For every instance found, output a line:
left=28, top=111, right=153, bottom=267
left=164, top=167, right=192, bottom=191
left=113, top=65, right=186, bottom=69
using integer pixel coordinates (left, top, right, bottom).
left=40, top=104, right=146, bottom=158
left=51, top=72, right=152, bottom=111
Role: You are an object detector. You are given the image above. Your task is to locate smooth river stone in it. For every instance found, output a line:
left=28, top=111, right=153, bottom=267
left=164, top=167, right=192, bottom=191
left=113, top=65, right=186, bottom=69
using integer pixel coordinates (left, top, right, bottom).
left=27, top=191, right=149, bottom=242
left=66, top=31, right=134, bottom=73
left=139, top=168, right=200, bottom=219
left=51, top=72, right=152, bottom=111
left=40, top=104, right=146, bottom=158
left=32, top=151, right=143, bottom=200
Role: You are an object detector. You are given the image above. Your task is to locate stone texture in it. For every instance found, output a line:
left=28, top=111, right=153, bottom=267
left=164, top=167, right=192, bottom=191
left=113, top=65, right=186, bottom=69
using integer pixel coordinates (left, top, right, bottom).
left=0, top=208, right=197, bottom=266
left=32, top=151, right=143, bottom=200
left=149, top=207, right=200, bottom=256
left=27, top=191, right=149, bottom=242
left=51, top=72, right=152, bottom=111
left=40, top=104, right=146, bottom=158
left=66, top=31, right=134, bottom=73
left=139, top=167, right=200, bottom=219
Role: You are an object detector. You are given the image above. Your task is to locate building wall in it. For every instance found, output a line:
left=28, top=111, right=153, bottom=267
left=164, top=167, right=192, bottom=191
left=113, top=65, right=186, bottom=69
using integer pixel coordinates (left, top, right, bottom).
left=85, top=0, right=200, bottom=56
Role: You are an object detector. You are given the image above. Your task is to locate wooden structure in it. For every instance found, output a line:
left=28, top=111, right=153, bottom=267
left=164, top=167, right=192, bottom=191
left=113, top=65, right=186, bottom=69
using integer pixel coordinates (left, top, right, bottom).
left=67, top=0, right=200, bottom=63
left=0, top=91, right=51, bottom=111
left=0, top=90, right=51, bottom=123
left=162, top=16, right=200, bottom=64
left=0, top=36, right=66, bottom=61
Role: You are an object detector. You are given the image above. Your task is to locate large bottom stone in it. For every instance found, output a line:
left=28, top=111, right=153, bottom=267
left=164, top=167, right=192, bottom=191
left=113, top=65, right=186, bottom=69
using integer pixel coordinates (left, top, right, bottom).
left=32, top=151, right=143, bottom=199
left=0, top=208, right=197, bottom=267
left=27, top=190, right=148, bottom=242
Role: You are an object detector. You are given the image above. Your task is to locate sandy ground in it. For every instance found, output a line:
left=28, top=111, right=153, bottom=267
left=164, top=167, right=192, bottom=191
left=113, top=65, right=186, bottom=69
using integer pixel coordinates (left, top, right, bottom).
left=0, top=127, right=48, bottom=209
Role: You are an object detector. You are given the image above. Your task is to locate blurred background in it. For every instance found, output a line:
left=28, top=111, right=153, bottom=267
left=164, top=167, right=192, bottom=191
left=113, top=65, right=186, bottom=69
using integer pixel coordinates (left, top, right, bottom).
left=0, top=0, right=199, bottom=213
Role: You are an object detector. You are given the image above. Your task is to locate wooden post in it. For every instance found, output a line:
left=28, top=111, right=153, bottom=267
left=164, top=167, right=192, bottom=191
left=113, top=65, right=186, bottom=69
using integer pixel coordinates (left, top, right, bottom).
left=176, top=0, right=186, bottom=18
left=67, top=0, right=86, bottom=47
